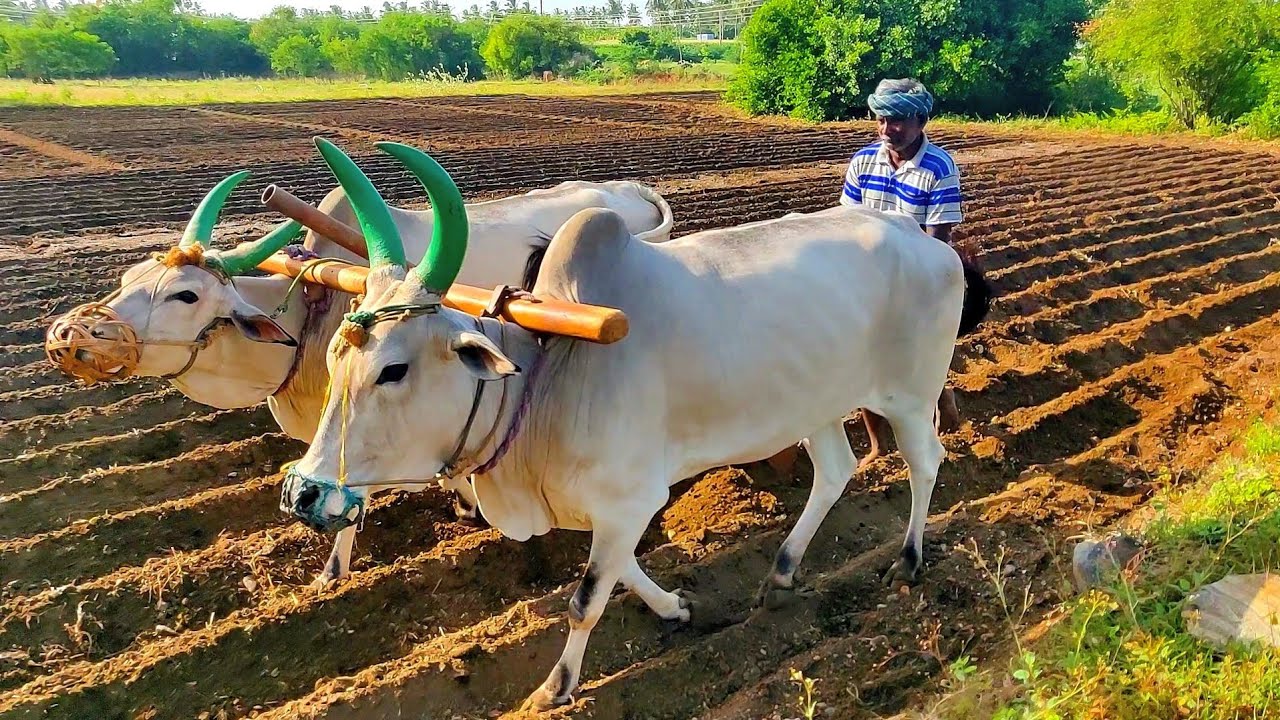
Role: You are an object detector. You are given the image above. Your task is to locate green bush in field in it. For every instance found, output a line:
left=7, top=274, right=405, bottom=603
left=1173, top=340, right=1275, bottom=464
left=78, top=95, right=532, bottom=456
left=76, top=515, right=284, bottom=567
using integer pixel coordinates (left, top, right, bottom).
left=728, top=0, right=1090, bottom=121
left=481, top=13, right=588, bottom=78
left=270, top=35, right=329, bottom=78
left=350, top=12, right=482, bottom=81
left=4, top=23, right=116, bottom=79
left=1084, top=0, right=1280, bottom=129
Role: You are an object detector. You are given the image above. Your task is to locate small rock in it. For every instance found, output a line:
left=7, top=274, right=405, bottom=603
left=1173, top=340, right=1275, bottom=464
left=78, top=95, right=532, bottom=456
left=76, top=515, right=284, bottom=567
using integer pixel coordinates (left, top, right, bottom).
left=241, top=576, right=258, bottom=593
left=1072, top=532, right=1143, bottom=592
left=1185, top=573, right=1280, bottom=649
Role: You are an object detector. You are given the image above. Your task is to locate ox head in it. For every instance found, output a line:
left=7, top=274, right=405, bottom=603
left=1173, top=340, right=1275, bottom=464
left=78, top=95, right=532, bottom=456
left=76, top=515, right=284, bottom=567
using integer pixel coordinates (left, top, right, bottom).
left=46, top=173, right=303, bottom=385
left=280, top=138, right=520, bottom=533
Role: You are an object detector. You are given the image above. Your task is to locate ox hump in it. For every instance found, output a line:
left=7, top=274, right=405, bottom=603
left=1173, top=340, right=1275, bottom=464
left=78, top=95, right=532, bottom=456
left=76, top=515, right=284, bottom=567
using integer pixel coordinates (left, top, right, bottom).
left=537, top=208, right=633, bottom=294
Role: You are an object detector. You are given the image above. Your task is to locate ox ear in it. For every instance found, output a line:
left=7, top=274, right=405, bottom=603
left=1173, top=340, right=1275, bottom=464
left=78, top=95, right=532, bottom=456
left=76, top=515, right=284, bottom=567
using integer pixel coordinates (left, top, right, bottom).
left=229, top=299, right=297, bottom=347
left=450, top=330, right=519, bottom=381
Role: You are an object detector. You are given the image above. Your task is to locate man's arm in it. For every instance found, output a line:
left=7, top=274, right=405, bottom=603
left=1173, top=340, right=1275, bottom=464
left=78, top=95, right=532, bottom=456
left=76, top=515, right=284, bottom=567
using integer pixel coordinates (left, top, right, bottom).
left=924, top=170, right=963, bottom=243
left=925, top=223, right=953, bottom=243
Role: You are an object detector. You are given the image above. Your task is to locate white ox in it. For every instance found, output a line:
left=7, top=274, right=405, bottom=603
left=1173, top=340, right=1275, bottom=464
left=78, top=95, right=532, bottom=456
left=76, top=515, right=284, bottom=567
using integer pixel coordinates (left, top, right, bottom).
left=61, top=139, right=672, bottom=587
left=279, top=141, right=992, bottom=711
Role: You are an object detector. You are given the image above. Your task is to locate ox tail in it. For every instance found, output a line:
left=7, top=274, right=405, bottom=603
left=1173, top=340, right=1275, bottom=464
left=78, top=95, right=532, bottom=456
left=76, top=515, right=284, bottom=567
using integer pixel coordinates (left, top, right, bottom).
left=522, top=231, right=553, bottom=292
left=955, top=242, right=993, bottom=337
left=631, top=182, right=674, bottom=243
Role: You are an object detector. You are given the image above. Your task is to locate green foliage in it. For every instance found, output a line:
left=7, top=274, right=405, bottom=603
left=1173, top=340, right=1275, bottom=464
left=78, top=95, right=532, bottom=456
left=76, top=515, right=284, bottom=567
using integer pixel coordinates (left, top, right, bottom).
left=1052, top=51, right=1133, bottom=115
left=1085, top=0, right=1280, bottom=128
left=480, top=14, right=588, bottom=78
left=179, top=17, right=267, bottom=77
left=351, top=12, right=482, bottom=81
left=724, top=0, right=832, bottom=121
left=937, top=418, right=1280, bottom=720
left=728, top=0, right=1090, bottom=122
left=70, top=0, right=182, bottom=76
left=1241, top=52, right=1280, bottom=139
left=4, top=24, right=116, bottom=80
left=270, top=35, right=329, bottom=78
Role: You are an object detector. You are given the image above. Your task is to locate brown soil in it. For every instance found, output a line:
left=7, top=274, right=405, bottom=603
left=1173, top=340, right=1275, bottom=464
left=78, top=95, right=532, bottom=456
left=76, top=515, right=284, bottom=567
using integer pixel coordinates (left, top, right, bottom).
left=1, top=91, right=1278, bottom=720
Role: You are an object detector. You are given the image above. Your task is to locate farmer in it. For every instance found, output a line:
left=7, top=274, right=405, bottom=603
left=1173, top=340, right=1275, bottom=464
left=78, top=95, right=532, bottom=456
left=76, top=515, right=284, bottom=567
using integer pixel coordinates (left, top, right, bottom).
left=839, top=77, right=964, bottom=462
left=839, top=77, right=963, bottom=244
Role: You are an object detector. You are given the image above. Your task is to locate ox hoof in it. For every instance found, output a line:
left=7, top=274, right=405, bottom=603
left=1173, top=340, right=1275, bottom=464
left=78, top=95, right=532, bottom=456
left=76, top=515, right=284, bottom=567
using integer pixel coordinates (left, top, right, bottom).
left=520, top=686, right=573, bottom=713
left=309, top=574, right=341, bottom=591
left=881, top=557, right=921, bottom=589
left=452, top=501, right=489, bottom=529
left=754, top=577, right=813, bottom=611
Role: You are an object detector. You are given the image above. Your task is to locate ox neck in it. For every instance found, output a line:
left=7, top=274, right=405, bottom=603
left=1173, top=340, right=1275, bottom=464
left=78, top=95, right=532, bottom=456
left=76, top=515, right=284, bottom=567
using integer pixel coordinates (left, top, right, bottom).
left=171, top=275, right=307, bottom=409
left=448, top=318, right=544, bottom=478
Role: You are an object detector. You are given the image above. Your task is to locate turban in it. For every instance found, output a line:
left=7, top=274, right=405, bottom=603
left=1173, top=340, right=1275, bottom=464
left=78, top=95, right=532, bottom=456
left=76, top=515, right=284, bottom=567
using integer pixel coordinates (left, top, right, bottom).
left=867, top=80, right=934, bottom=118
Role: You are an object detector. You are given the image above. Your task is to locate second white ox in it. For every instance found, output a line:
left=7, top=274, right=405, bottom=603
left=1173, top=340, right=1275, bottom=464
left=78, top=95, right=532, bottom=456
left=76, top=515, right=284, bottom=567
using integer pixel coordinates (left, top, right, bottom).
left=76, top=139, right=671, bottom=586
left=280, top=141, right=992, bottom=711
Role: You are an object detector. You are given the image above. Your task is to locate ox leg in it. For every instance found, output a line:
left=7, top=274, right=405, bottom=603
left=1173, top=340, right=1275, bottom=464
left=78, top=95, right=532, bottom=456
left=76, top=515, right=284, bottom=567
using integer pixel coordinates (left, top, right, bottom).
left=442, top=475, right=485, bottom=527
left=883, top=407, right=946, bottom=586
left=757, top=421, right=856, bottom=609
left=312, top=525, right=357, bottom=589
left=620, top=556, right=689, bottom=621
left=860, top=410, right=889, bottom=470
left=523, top=515, right=652, bottom=712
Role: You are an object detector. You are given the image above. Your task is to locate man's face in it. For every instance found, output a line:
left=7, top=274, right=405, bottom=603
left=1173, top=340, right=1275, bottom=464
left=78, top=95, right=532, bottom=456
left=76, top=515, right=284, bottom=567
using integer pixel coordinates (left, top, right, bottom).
left=877, top=115, right=925, bottom=153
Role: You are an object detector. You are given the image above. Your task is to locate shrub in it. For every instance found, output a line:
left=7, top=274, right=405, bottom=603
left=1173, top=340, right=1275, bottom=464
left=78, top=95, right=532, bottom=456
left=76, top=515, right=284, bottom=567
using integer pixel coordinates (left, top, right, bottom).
left=270, top=35, right=328, bottom=77
left=4, top=24, right=116, bottom=80
left=728, top=0, right=1090, bottom=121
left=1242, top=52, right=1280, bottom=139
left=1084, top=0, right=1280, bottom=128
left=481, top=14, right=588, bottom=78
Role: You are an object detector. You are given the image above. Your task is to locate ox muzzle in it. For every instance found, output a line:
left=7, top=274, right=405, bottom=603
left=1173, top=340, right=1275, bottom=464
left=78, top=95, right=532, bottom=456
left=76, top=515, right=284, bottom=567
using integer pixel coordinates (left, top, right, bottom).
left=45, top=302, right=143, bottom=384
left=279, top=464, right=367, bottom=534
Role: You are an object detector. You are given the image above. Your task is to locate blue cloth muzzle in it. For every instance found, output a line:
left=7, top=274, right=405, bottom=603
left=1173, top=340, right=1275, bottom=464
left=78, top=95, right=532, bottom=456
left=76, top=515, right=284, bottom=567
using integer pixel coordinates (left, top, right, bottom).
left=279, top=463, right=366, bottom=534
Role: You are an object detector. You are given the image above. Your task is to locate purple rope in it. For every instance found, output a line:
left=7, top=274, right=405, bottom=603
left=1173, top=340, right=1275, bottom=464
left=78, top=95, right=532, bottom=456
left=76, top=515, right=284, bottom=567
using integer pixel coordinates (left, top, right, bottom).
left=473, top=348, right=546, bottom=476
left=282, top=244, right=332, bottom=314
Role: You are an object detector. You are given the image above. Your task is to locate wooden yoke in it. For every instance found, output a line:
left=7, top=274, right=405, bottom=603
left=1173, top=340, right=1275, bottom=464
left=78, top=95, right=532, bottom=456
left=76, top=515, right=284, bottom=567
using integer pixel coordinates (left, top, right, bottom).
left=257, top=183, right=629, bottom=343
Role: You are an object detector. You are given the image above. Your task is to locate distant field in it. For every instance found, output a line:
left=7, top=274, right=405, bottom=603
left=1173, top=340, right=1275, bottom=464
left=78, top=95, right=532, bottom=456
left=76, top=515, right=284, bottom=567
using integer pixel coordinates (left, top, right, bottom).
left=0, top=75, right=731, bottom=107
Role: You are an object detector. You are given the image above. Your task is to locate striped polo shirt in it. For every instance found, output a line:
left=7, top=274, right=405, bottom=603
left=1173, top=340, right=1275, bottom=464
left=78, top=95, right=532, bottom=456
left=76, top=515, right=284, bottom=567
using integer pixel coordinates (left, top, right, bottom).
left=838, top=136, right=963, bottom=227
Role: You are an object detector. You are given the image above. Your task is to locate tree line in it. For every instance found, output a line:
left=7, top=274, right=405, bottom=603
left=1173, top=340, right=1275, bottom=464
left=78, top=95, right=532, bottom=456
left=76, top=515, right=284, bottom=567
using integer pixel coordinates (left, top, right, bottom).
left=0, top=0, right=755, bottom=81
left=727, top=0, right=1280, bottom=138
left=0, top=0, right=614, bottom=81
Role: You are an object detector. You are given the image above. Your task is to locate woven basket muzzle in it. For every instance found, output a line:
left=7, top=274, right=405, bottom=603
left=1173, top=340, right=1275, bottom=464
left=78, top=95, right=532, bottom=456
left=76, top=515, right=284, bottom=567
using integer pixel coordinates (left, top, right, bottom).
left=45, top=302, right=142, bottom=385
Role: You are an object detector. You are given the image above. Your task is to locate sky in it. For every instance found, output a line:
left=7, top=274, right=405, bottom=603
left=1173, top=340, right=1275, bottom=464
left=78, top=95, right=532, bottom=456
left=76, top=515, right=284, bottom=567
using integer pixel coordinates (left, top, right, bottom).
left=196, top=0, right=586, bottom=19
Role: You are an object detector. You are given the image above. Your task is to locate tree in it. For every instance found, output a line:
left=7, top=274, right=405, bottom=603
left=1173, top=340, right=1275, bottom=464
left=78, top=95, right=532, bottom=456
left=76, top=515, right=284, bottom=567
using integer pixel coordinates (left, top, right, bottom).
left=270, top=34, right=327, bottom=76
left=69, top=0, right=183, bottom=76
left=480, top=13, right=586, bottom=77
left=179, top=16, right=267, bottom=76
left=5, top=24, right=115, bottom=79
left=1084, top=0, right=1279, bottom=128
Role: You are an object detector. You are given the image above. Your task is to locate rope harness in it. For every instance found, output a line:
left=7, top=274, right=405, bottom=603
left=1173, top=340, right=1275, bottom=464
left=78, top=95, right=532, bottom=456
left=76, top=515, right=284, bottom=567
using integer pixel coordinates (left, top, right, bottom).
left=46, top=243, right=323, bottom=392
left=280, top=286, right=547, bottom=533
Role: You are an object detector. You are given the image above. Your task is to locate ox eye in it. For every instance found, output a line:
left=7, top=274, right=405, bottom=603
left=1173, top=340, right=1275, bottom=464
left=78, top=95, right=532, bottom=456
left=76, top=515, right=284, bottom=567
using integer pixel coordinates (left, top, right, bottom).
left=376, top=363, right=409, bottom=385
left=168, top=290, right=199, bottom=304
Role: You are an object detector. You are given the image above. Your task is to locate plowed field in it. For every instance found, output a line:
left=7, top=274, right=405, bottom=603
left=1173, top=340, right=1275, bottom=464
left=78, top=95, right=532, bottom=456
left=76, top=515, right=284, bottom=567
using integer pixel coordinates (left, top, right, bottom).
left=2, top=91, right=1279, bottom=720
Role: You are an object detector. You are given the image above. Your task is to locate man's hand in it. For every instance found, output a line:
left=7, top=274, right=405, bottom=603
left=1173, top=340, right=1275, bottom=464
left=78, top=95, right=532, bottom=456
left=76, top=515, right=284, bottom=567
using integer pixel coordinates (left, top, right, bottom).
left=926, top=223, right=953, bottom=244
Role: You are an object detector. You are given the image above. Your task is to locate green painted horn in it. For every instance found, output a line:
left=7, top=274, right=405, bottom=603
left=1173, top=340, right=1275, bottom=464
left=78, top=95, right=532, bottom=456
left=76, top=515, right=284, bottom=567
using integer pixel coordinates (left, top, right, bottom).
left=180, top=170, right=251, bottom=248
left=210, top=219, right=304, bottom=276
left=313, top=137, right=406, bottom=269
left=376, top=142, right=468, bottom=293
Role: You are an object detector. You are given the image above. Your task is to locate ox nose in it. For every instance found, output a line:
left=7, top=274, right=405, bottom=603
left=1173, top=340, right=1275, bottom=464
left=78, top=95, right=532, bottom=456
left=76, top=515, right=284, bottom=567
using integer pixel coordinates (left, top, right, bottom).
left=296, top=484, right=321, bottom=513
